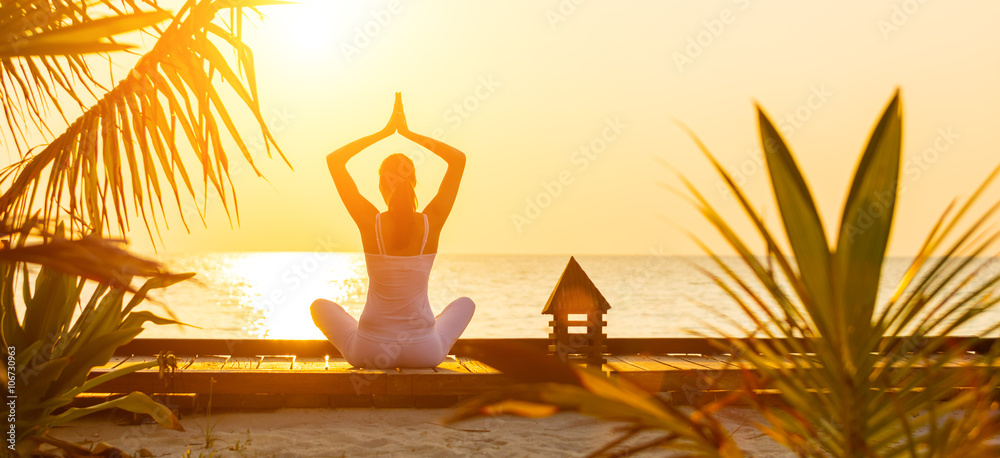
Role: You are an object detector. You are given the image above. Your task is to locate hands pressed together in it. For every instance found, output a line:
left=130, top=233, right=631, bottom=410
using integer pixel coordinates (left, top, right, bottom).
left=370, top=92, right=465, bottom=167
left=380, top=92, right=411, bottom=137
left=328, top=92, right=463, bottom=170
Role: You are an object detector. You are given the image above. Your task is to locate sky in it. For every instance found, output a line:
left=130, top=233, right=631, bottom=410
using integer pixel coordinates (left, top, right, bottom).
left=16, top=1, right=1000, bottom=256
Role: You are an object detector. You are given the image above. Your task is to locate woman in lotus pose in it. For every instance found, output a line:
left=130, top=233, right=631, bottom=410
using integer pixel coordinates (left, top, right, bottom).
left=311, top=93, right=475, bottom=368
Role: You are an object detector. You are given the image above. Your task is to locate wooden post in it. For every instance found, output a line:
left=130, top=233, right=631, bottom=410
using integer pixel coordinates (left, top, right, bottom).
left=541, top=256, right=610, bottom=371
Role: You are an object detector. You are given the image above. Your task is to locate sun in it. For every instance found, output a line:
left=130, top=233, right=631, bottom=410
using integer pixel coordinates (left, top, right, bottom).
left=258, top=1, right=362, bottom=53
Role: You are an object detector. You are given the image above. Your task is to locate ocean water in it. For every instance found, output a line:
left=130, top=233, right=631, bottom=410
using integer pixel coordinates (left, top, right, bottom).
left=122, top=252, right=1000, bottom=340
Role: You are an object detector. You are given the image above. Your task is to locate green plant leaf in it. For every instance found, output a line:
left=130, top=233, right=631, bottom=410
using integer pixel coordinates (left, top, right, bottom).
left=673, top=91, right=1000, bottom=456
left=756, top=105, right=837, bottom=341
left=20, top=264, right=80, bottom=342
left=123, top=272, right=196, bottom=315
left=50, top=328, right=144, bottom=400
left=43, top=391, right=184, bottom=431
left=833, top=90, right=902, bottom=347
left=58, top=360, right=161, bottom=403
left=121, top=310, right=189, bottom=330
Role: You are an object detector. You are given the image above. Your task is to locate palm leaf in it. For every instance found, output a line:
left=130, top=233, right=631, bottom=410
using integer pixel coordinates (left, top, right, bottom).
left=0, top=1, right=172, bottom=150
left=0, top=0, right=290, bottom=246
left=0, top=11, right=171, bottom=56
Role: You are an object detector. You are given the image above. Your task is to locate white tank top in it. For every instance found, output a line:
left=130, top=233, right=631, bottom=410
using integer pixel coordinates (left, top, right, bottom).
left=357, top=213, right=437, bottom=343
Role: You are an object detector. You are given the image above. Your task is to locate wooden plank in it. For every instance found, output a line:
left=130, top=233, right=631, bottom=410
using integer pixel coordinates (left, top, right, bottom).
left=457, top=356, right=499, bottom=374
left=604, top=356, right=645, bottom=372
left=84, top=356, right=999, bottom=402
left=117, top=355, right=159, bottom=368
left=327, top=357, right=355, bottom=371
left=715, top=355, right=755, bottom=370
left=92, top=356, right=133, bottom=371
left=399, top=367, right=438, bottom=374
left=97, top=355, right=187, bottom=375
left=873, top=353, right=998, bottom=372
left=673, top=355, right=732, bottom=371
left=611, top=371, right=679, bottom=393
left=314, top=370, right=392, bottom=396
left=293, top=357, right=329, bottom=371
left=116, top=339, right=340, bottom=358
left=207, top=393, right=283, bottom=410
left=877, top=336, right=996, bottom=355
left=87, top=371, right=389, bottom=395
left=615, top=355, right=673, bottom=371
left=117, top=338, right=545, bottom=357
left=638, top=356, right=746, bottom=392
left=435, top=356, right=471, bottom=373
left=702, top=354, right=751, bottom=371
left=185, top=356, right=229, bottom=371
left=223, top=356, right=259, bottom=370
left=547, top=320, right=607, bottom=327
left=386, top=369, right=413, bottom=396
left=648, top=355, right=705, bottom=371
left=115, top=337, right=999, bottom=358
left=926, top=353, right=992, bottom=369
left=410, top=373, right=510, bottom=395
left=606, top=356, right=678, bottom=392
left=170, top=356, right=195, bottom=371
left=258, top=356, right=294, bottom=371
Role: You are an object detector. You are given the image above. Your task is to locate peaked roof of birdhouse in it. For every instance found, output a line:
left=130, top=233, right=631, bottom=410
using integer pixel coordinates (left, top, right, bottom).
left=541, top=256, right=611, bottom=314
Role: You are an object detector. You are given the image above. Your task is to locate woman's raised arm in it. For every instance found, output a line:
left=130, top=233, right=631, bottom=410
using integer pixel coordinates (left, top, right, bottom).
left=326, top=97, right=400, bottom=224
left=395, top=94, right=466, bottom=224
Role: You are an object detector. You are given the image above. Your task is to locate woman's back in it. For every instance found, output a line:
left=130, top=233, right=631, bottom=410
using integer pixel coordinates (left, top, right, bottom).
left=358, top=213, right=437, bottom=343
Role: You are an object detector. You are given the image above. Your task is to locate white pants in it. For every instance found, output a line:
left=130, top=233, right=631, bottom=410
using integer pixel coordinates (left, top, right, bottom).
left=310, top=297, right=475, bottom=368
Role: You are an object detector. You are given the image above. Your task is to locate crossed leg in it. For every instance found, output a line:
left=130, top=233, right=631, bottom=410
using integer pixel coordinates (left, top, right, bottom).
left=311, top=296, right=476, bottom=368
left=310, top=299, right=359, bottom=363
left=434, top=296, right=476, bottom=350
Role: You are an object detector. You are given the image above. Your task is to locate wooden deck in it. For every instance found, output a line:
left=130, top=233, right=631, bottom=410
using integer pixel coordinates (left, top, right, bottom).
left=78, top=338, right=997, bottom=412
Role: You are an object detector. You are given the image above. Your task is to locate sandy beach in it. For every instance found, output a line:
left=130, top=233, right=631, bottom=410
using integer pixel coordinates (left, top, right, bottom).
left=54, top=406, right=793, bottom=457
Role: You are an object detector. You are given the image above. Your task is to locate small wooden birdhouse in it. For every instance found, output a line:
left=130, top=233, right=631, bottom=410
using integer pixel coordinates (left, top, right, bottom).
left=542, top=256, right=611, bottom=370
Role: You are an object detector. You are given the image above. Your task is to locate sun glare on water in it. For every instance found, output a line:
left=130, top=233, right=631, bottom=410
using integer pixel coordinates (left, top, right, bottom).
left=226, top=252, right=367, bottom=340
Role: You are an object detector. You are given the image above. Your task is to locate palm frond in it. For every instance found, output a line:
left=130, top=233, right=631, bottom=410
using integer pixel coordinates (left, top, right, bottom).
left=0, top=0, right=291, bottom=246
left=0, top=1, right=172, bottom=150
left=0, top=218, right=168, bottom=289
